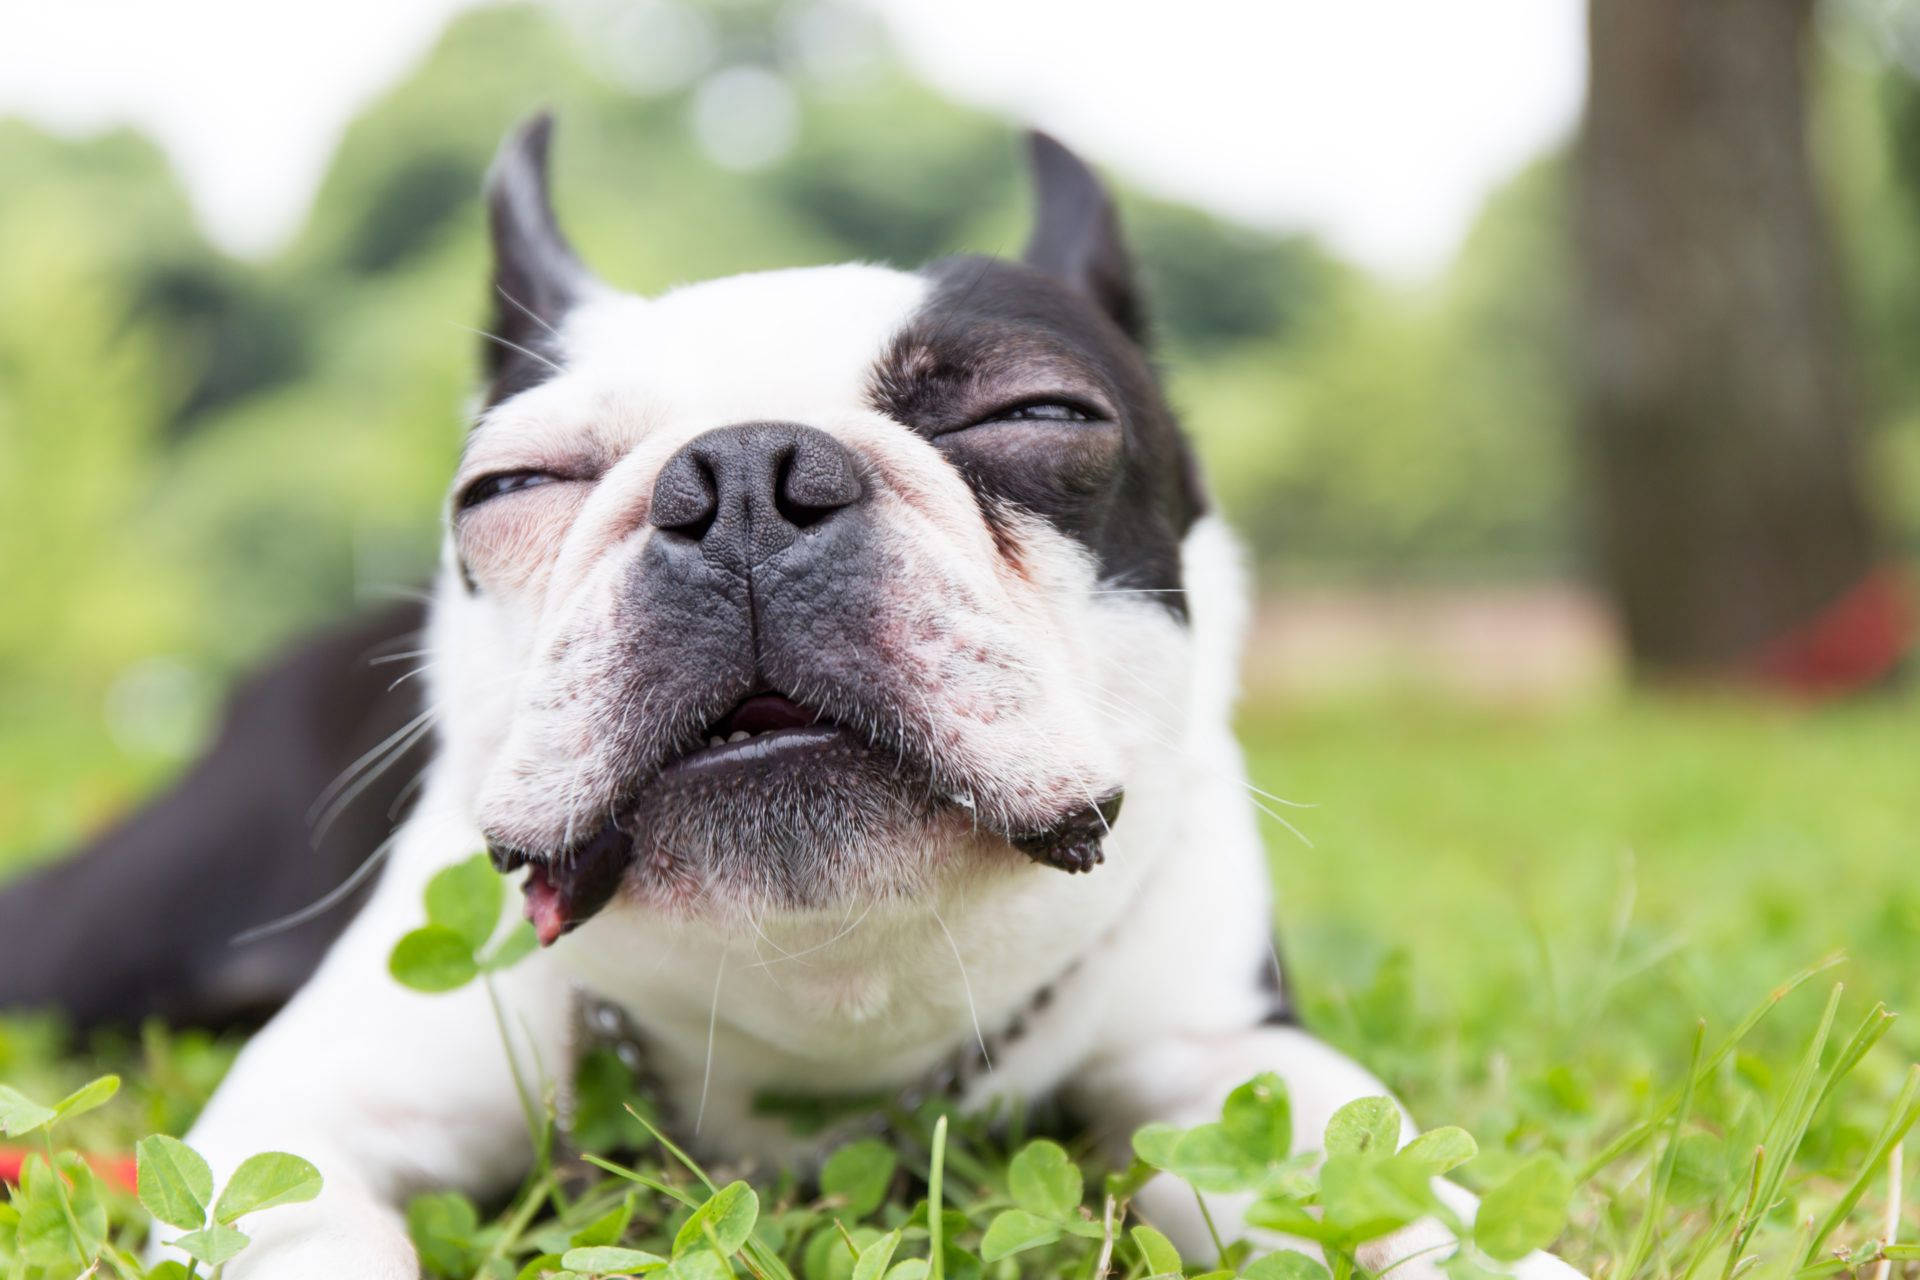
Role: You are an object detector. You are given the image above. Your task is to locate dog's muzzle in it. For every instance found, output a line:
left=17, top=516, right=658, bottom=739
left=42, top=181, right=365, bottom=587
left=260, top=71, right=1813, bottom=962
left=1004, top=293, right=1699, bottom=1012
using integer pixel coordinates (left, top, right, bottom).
left=482, top=420, right=1123, bottom=942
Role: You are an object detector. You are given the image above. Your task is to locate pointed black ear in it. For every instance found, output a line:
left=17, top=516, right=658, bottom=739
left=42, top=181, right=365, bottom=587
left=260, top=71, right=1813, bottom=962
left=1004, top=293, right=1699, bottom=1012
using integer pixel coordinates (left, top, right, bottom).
left=482, top=111, right=591, bottom=404
left=1022, top=131, right=1144, bottom=341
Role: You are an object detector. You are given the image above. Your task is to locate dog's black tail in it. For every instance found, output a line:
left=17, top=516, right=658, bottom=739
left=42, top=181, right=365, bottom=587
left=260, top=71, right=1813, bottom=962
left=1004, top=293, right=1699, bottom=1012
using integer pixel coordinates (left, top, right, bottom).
left=0, top=600, right=430, bottom=1030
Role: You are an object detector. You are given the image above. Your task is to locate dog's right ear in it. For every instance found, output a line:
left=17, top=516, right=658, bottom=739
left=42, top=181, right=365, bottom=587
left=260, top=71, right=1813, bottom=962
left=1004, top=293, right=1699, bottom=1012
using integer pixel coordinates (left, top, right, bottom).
left=482, top=111, right=592, bottom=406
left=1023, top=130, right=1145, bottom=343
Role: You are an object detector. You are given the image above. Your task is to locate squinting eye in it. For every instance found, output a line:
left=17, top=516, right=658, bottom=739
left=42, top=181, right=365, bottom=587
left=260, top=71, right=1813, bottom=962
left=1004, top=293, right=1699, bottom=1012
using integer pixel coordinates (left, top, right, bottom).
left=459, top=470, right=561, bottom=510
left=982, top=400, right=1100, bottom=425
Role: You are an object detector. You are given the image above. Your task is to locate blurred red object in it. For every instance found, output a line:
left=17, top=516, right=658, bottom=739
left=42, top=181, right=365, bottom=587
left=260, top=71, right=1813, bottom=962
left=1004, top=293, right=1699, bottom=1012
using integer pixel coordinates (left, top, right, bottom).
left=1751, top=564, right=1915, bottom=696
left=0, top=1145, right=139, bottom=1193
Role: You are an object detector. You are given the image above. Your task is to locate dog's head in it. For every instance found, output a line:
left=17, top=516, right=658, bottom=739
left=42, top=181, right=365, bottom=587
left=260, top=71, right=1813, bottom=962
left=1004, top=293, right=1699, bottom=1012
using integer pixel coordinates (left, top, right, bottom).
left=432, top=115, right=1210, bottom=944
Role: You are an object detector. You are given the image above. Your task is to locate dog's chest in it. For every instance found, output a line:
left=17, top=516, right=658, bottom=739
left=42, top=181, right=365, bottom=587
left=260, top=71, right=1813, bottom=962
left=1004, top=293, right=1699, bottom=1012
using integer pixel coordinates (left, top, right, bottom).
left=544, top=858, right=1151, bottom=1157
left=570, top=953, right=1080, bottom=1156
left=557, top=913, right=1054, bottom=1085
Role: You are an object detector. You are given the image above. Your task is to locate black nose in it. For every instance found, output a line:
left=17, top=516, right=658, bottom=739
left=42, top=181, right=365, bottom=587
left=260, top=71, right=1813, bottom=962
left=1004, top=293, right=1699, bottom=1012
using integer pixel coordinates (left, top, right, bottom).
left=649, top=423, right=864, bottom=565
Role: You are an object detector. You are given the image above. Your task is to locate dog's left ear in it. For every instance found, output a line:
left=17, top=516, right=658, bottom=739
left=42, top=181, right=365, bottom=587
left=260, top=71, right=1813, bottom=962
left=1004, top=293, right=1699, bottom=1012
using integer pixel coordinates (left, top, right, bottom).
left=1022, top=131, right=1144, bottom=342
left=482, top=111, right=594, bottom=404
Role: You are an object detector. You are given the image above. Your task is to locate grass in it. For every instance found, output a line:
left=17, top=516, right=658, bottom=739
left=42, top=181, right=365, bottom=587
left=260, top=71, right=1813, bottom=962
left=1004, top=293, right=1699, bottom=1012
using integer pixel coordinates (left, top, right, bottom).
left=2, top=687, right=1917, bottom=1277
left=1248, top=694, right=1918, bottom=1119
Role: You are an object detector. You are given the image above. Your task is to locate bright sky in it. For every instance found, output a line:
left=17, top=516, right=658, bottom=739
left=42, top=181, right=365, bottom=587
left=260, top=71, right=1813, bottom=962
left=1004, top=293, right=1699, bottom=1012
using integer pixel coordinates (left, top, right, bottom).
left=0, top=0, right=1587, bottom=278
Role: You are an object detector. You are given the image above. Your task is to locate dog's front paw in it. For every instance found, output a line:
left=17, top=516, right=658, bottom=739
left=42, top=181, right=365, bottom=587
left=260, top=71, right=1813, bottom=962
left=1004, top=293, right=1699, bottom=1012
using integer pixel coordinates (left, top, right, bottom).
left=1354, top=1231, right=1587, bottom=1280
left=151, top=1195, right=417, bottom=1280
left=1499, top=1251, right=1591, bottom=1280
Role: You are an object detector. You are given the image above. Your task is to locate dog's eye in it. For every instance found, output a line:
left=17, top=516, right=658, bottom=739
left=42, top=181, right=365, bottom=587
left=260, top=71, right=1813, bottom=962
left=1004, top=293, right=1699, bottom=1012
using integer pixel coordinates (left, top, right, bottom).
left=974, top=400, right=1101, bottom=427
left=459, top=470, right=562, bottom=510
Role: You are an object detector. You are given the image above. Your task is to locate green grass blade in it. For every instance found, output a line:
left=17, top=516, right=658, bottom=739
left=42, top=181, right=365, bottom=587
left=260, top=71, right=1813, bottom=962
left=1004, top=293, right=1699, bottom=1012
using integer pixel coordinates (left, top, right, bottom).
left=1682, top=1145, right=1761, bottom=1280
left=1801, top=1064, right=1920, bottom=1261
left=1580, top=956, right=1843, bottom=1181
left=1809, top=1004, right=1895, bottom=1118
left=581, top=1153, right=704, bottom=1208
left=1724, top=984, right=1846, bottom=1278
left=625, top=1102, right=718, bottom=1193
left=1619, top=1019, right=1706, bottom=1280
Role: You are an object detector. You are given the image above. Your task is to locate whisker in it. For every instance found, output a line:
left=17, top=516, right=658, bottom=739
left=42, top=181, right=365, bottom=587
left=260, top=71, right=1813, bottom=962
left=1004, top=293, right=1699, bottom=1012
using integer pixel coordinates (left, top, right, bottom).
left=387, top=759, right=432, bottom=821
left=495, top=284, right=560, bottom=337
left=362, top=628, right=428, bottom=662
left=1024, top=666, right=1318, bottom=845
left=1240, top=778, right=1317, bottom=812
left=452, top=322, right=564, bottom=376
left=229, top=830, right=401, bottom=946
left=743, top=916, right=793, bottom=997
left=747, top=911, right=802, bottom=965
left=694, top=952, right=727, bottom=1135
left=368, top=648, right=434, bottom=667
left=930, top=903, right=991, bottom=1073
left=743, top=899, right=875, bottom=970
left=1054, top=664, right=1318, bottom=816
left=1100, top=651, right=1190, bottom=720
left=387, top=664, right=436, bottom=693
left=306, top=707, right=438, bottom=835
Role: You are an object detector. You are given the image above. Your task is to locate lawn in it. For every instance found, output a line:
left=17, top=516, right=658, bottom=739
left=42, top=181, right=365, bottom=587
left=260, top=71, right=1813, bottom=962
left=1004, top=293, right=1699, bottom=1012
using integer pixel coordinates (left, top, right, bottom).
left=3, top=688, right=1917, bottom=1277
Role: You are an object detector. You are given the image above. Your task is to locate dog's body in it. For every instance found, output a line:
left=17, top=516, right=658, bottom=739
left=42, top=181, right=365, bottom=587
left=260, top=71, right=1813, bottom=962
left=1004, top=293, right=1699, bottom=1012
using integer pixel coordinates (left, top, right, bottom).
left=0, top=601, right=428, bottom=1028
left=25, top=118, right=1577, bottom=1278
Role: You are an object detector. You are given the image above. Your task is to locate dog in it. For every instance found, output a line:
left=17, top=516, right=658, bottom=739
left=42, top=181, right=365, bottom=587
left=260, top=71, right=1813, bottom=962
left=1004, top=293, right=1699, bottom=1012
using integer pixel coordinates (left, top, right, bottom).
left=125, top=116, right=1582, bottom=1278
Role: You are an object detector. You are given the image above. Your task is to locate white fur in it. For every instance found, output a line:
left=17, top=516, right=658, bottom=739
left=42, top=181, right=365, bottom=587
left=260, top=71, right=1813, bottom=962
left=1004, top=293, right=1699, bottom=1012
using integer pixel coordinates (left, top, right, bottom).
left=165, top=264, right=1584, bottom=1280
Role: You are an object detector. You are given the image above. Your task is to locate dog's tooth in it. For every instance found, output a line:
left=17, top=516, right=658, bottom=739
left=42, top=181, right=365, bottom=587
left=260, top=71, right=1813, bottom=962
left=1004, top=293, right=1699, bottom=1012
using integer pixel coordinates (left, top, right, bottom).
left=708, top=736, right=724, bottom=748
left=727, top=730, right=750, bottom=743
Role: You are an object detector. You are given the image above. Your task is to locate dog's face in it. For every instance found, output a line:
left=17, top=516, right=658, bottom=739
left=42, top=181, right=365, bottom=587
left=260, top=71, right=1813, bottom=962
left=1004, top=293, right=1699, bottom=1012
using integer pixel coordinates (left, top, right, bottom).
left=431, top=117, right=1205, bottom=943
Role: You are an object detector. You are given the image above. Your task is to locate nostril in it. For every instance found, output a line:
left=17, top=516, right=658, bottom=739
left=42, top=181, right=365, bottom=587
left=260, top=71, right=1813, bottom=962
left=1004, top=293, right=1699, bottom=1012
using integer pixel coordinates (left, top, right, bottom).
left=776, top=439, right=862, bottom=529
left=650, top=453, right=719, bottom=540
left=771, top=447, right=818, bottom=529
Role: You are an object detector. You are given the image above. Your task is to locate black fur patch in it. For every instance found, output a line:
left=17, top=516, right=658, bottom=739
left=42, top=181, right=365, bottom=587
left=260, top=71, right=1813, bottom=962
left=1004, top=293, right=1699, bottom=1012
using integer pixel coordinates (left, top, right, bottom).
left=868, top=256, right=1206, bottom=617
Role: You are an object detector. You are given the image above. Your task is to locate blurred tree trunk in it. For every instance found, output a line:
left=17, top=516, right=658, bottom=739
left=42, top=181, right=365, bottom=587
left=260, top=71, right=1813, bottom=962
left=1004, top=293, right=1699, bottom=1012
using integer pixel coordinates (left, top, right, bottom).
left=1576, top=0, right=1879, bottom=679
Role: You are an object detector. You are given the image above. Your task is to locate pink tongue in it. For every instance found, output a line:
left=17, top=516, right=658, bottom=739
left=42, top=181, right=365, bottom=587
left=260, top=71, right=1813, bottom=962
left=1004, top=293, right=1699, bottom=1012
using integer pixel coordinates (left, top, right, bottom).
left=523, top=867, right=572, bottom=947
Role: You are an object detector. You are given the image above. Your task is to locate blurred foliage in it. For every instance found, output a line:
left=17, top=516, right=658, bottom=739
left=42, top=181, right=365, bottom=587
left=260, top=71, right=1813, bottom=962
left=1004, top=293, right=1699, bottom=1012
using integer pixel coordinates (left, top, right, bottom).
left=1186, top=154, right=1576, bottom=584
left=5, top=1, right=1920, bottom=851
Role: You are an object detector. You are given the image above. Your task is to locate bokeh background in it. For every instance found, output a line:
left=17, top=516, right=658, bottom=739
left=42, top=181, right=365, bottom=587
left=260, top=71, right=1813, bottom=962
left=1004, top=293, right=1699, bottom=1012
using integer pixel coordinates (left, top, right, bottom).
left=2, top=0, right=1918, bottom=1205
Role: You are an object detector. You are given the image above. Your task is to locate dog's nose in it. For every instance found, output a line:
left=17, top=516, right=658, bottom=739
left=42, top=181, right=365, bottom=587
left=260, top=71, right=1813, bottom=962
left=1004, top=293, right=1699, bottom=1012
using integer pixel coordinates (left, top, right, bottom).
left=649, top=423, right=864, bottom=565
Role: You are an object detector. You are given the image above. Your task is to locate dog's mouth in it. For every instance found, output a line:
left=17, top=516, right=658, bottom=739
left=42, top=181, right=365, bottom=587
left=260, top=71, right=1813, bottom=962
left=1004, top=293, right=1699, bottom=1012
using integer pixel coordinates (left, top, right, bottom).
left=659, top=691, right=840, bottom=777
left=489, top=691, right=864, bottom=944
left=487, top=689, right=1123, bottom=946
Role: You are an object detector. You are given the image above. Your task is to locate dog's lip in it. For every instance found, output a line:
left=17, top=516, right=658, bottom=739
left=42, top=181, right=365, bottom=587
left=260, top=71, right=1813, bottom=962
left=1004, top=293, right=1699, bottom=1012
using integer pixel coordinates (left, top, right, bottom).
left=492, top=817, right=631, bottom=945
left=486, top=692, right=859, bottom=944
left=657, top=691, right=847, bottom=777
left=663, top=723, right=847, bottom=778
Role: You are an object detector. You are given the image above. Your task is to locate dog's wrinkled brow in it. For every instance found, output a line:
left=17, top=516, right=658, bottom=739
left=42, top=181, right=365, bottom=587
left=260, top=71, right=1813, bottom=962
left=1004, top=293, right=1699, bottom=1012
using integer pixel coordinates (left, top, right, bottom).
left=869, top=333, right=1117, bottom=435
left=870, top=254, right=1205, bottom=616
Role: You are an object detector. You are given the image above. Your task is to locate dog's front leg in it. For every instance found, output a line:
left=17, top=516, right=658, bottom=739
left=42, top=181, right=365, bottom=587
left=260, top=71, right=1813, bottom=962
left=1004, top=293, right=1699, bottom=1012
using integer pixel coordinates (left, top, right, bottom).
left=1070, top=1024, right=1585, bottom=1280
left=155, top=838, right=574, bottom=1279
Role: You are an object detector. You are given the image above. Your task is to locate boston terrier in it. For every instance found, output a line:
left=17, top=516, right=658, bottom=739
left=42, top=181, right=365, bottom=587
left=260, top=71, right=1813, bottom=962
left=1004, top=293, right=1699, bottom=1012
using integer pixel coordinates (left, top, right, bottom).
left=145, top=116, right=1581, bottom=1279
